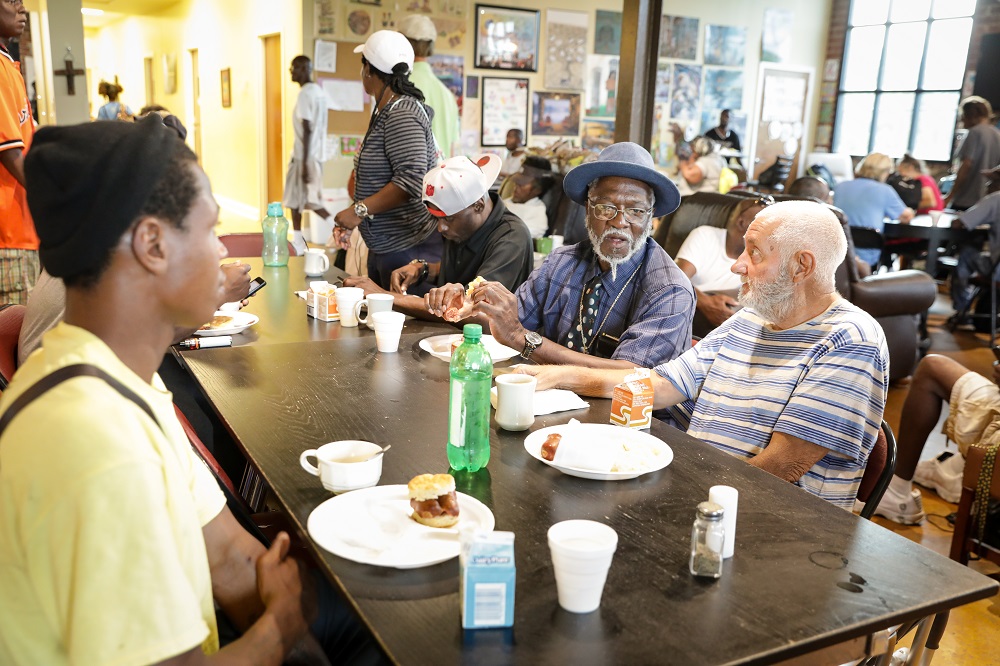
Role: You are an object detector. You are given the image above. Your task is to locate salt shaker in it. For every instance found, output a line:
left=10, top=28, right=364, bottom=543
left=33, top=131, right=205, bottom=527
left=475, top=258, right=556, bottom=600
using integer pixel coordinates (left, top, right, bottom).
left=689, top=501, right=725, bottom=578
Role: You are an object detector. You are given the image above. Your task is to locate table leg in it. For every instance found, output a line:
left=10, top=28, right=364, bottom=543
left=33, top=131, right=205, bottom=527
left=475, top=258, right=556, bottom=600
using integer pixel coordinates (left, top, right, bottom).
left=925, top=230, right=940, bottom=276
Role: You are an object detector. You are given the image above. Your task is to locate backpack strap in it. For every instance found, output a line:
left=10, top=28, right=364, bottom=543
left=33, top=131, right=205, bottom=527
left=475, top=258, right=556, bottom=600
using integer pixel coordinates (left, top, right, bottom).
left=0, top=363, right=162, bottom=439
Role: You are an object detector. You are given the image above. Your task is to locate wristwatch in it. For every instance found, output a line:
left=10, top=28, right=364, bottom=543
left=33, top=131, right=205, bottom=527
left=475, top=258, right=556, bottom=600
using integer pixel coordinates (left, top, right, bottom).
left=354, top=201, right=373, bottom=220
left=409, top=258, right=429, bottom=283
left=521, top=331, right=543, bottom=360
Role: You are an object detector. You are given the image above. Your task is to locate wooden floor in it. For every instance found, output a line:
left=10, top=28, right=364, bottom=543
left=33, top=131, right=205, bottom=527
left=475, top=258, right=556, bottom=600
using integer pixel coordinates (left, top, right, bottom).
left=877, top=300, right=1000, bottom=664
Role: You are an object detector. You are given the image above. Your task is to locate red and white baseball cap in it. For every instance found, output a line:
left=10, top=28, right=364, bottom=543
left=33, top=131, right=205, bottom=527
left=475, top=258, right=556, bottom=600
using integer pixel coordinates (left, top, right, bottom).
left=422, top=154, right=502, bottom=217
left=353, top=30, right=414, bottom=75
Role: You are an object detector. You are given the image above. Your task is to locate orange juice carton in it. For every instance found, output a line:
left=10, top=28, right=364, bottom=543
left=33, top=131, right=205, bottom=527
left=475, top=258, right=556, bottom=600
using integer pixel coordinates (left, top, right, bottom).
left=610, top=368, right=654, bottom=429
left=306, top=281, right=339, bottom=321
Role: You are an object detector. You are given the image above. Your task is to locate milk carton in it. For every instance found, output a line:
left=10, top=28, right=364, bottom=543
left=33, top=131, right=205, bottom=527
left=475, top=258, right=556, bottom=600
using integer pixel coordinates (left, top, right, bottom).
left=460, top=530, right=515, bottom=629
left=610, top=368, right=654, bottom=429
left=306, top=281, right=339, bottom=321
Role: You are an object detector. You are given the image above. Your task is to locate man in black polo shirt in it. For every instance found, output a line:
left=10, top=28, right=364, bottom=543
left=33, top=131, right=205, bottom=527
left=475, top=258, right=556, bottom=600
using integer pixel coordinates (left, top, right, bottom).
left=344, top=153, right=533, bottom=321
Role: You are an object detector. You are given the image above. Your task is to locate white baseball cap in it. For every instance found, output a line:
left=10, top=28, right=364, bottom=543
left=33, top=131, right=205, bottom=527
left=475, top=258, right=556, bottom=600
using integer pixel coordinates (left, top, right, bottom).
left=353, top=30, right=414, bottom=75
left=423, top=154, right=502, bottom=217
left=398, top=15, right=437, bottom=42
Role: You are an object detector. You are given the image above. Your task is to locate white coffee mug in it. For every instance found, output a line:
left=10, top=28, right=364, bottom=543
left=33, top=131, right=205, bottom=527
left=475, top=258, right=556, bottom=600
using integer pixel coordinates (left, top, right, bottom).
left=335, top=287, right=364, bottom=327
left=303, top=248, right=330, bottom=276
left=300, top=440, right=383, bottom=493
left=495, top=374, right=536, bottom=431
left=355, top=293, right=395, bottom=329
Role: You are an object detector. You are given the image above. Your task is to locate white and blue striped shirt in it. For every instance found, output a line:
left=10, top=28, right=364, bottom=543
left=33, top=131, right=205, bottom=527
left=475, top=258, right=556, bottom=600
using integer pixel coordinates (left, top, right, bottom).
left=657, top=299, right=889, bottom=509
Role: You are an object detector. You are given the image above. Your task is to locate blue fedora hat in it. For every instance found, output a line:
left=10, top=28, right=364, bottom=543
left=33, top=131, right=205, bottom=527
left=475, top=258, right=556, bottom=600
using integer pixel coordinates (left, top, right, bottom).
left=563, top=142, right=680, bottom=217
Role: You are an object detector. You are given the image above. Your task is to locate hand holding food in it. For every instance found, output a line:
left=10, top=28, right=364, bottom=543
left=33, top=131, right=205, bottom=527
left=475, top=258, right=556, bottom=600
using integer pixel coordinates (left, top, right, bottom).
left=435, top=276, right=485, bottom=322
left=408, top=473, right=460, bottom=528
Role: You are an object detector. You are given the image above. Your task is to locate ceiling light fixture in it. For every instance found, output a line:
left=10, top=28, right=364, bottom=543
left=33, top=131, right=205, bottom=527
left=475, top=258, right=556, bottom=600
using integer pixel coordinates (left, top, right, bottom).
left=81, top=8, right=105, bottom=16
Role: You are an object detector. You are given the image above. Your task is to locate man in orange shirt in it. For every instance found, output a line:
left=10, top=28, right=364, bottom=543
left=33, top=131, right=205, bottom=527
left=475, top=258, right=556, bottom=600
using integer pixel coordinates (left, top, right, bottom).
left=0, top=0, right=38, bottom=304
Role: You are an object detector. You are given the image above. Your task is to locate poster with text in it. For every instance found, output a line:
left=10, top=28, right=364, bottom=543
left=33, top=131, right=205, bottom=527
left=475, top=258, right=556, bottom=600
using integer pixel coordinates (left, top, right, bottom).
left=315, top=0, right=337, bottom=37
left=670, top=63, right=701, bottom=120
left=704, top=24, right=746, bottom=67
left=594, top=11, right=622, bottom=55
left=659, top=15, right=698, bottom=60
left=544, top=9, right=587, bottom=91
left=481, top=77, right=529, bottom=146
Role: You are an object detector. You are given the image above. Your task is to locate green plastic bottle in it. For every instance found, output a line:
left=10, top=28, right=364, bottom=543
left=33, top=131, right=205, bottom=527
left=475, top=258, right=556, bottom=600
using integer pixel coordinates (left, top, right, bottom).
left=447, top=324, right=493, bottom=472
left=261, top=202, right=289, bottom=267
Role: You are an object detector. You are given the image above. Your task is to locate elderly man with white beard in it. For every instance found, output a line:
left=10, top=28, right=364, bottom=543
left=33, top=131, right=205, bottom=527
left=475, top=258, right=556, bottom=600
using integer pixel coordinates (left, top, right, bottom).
left=518, top=201, right=889, bottom=509
left=468, top=142, right=695, bottom=368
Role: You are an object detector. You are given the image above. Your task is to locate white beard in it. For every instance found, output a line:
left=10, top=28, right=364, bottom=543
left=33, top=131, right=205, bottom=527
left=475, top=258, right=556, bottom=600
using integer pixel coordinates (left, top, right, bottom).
left=737, top=264, right=797, bottom=325
left=588, top=224, right=650, bottom=281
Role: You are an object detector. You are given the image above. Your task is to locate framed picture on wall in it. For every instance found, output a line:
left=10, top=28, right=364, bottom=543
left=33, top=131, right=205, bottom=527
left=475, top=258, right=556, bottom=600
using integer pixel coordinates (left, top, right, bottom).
left=532, top=91, right=580, bottom=136
left=220, top=68, right=231, bottom=108
left=474, top=5, right=539, bottom=71
left=481, top=76, right=529, bottom=146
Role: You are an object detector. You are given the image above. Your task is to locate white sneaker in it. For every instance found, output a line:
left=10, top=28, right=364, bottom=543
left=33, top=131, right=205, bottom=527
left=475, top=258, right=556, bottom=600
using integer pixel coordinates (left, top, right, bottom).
left=874, top=485, right=926, bottom=525
left=291, top=236, right=308, bottom=256
left=913, top=452, right=964, bottom=503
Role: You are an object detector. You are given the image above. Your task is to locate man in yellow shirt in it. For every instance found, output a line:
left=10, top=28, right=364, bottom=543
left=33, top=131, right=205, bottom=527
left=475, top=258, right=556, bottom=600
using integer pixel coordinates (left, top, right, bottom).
left=0, top=118, right=312, bottom=664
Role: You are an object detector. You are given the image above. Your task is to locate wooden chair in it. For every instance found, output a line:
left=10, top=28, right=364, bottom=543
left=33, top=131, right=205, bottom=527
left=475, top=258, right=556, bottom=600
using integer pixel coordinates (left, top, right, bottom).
left=949, top=441, right=1000, bottom=566
left=0, top=304, right=26, bottom=391
left=219, top=233, right=299, bottom=258
left=857, top=420, right=898, bottom=520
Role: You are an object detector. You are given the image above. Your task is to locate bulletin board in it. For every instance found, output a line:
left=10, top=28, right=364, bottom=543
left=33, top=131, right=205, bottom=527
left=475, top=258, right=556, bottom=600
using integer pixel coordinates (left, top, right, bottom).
left=748, top=64, right=814, bottom=186
left=317, top=40, right=371, bottom=136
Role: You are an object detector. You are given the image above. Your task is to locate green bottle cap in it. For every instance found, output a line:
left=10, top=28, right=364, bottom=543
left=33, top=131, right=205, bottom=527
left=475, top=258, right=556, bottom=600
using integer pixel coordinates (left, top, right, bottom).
left=463, top=323, right=482, bottom=341
left=266, top=202, right=284, bottom=217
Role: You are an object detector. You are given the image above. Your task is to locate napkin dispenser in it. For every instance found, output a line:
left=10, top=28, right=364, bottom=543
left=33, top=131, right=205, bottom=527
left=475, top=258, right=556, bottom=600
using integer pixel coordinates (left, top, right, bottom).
left=306, top=281, right=339, bottom=321
left=610, top=368, right=654, bottom=429
left=460, top=530, right=515, bottom=629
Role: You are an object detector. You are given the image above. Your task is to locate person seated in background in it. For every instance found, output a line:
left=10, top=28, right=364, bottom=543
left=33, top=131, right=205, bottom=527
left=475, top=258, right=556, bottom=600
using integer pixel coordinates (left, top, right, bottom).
left=674, top=195, right=772, bottom=336
left=948, top=170, right=1000, bottom=324
left=833, top=152, right=914, bottom=270
left=345, top=153, right=533, bottom=321
left=788, top=176, right=872, bottom=278
left=502, top=155, right=555, bottom=239
left=518, top=201, right=889, bottom=509
left=499, top=128, right=527, bottom=177
left=466, top=141, right=694, bottom=369
left=671, top=124, right=726, bottom=196
left=0, top=118, right=379, bottom=665
left=872, top=354, right=1000, bottom=525
left=703, top=109, right=743, bottom=169
left=893, top=154, right=943, bottom=214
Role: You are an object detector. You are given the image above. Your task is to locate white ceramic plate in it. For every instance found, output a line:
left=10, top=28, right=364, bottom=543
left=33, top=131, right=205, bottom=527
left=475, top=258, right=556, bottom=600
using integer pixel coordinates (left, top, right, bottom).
left=194, top=310, right=260, bottom=337
left=523, top=423, right=674, bottom=481
left=307, top=485, right=495, bottom=568
left=419, top=333, right=520, bottom=362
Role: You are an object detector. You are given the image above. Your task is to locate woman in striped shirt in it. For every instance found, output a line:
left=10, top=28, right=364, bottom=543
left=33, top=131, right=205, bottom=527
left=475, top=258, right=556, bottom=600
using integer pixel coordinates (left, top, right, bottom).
left=332, top=31, right=441, bottom=294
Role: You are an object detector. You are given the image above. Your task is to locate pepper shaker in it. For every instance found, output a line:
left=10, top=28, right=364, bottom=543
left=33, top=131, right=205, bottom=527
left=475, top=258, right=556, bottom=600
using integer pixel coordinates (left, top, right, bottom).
left=689, top=501, right=725, bottom=578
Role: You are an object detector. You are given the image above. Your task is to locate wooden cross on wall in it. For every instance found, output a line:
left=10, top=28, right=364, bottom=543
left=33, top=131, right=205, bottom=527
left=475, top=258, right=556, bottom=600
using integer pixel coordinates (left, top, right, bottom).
left=53, top=48, right=84, bottom=95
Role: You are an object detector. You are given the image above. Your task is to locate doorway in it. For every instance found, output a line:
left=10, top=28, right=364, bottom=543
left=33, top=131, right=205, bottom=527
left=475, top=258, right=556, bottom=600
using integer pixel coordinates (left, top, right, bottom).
left=189, top=48, right=202, bottom=159
left=262, top=34, right=283, bottom=205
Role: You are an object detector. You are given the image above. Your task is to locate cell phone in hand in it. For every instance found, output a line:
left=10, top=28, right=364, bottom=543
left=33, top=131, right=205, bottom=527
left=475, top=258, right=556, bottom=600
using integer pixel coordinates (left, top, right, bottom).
left=247, top=277, right=266, bottom=298
left=992, top=345, right=1000, bottom=363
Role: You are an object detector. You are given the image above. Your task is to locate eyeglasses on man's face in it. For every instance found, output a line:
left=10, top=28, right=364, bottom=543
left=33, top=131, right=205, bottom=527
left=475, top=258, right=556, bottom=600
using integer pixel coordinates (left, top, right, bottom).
left=752, top=194, right=775, bottom=207
left=587, top=199, right=653, bottom=226
left=2, top=0, right=25, bottom=8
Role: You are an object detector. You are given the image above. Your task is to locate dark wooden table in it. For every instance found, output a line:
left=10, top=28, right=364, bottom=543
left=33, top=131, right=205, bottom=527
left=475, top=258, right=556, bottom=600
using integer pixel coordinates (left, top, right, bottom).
left=177, top=283, right=999, bottom=664
left=882, top=212, right=966, bottom=275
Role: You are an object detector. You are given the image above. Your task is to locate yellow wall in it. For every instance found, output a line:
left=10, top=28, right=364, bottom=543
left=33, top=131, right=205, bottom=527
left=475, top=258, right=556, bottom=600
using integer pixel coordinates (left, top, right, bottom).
left=85, top=0, right=304, bottom=223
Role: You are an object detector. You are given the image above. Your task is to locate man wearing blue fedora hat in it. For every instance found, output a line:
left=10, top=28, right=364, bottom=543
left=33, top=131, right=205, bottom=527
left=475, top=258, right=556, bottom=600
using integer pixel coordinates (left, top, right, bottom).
left=470, top=142, right=694, bottom=368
